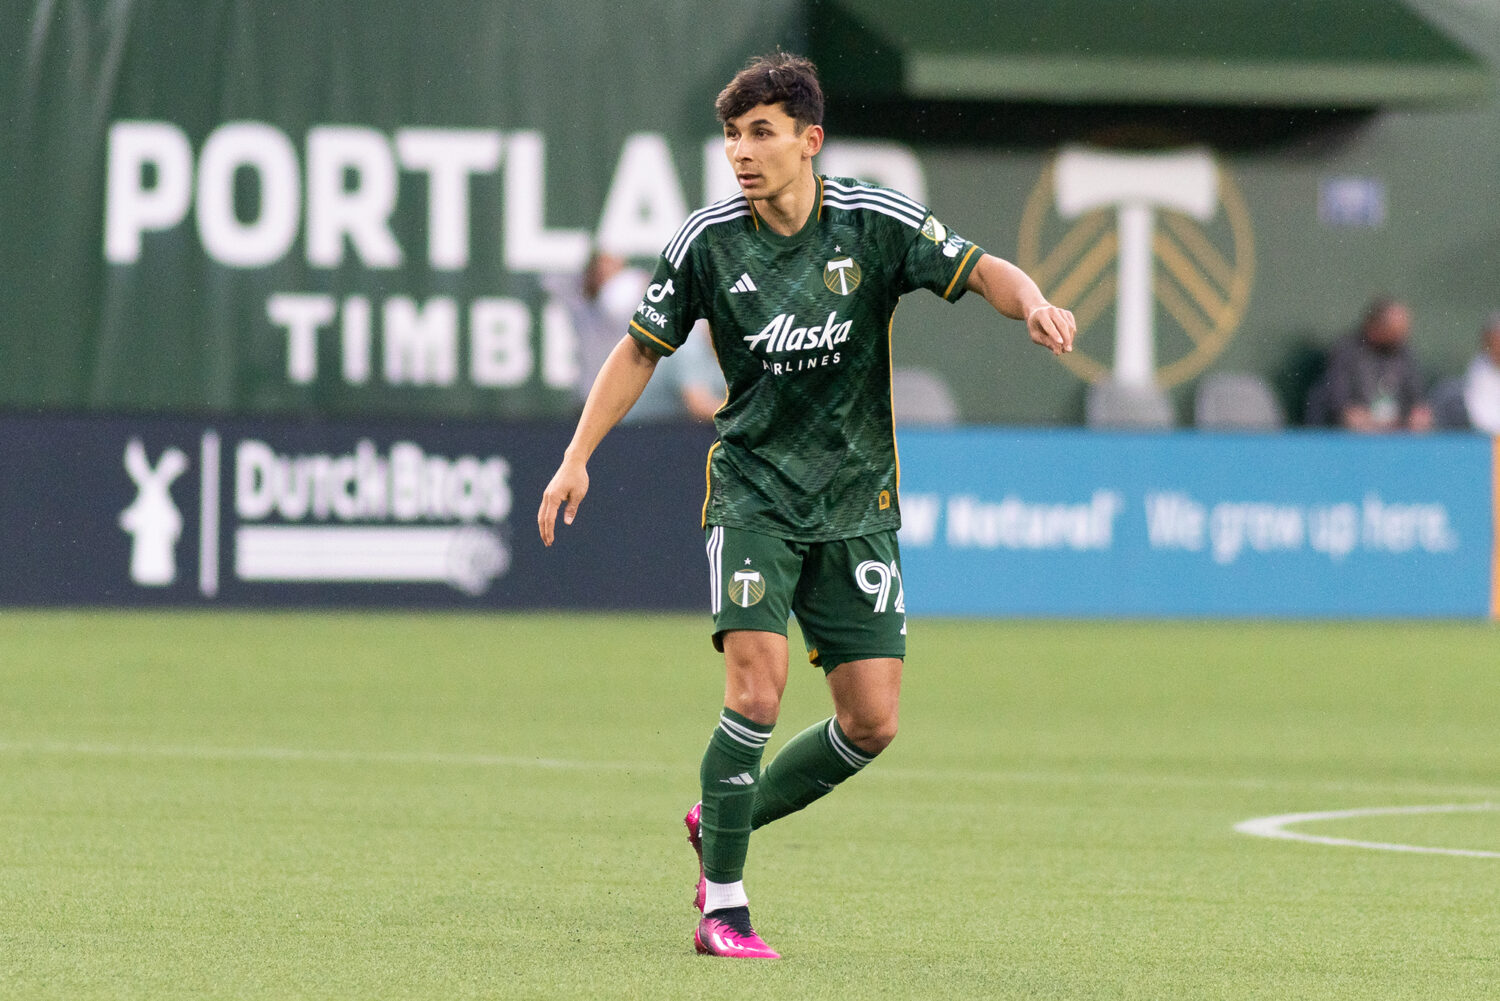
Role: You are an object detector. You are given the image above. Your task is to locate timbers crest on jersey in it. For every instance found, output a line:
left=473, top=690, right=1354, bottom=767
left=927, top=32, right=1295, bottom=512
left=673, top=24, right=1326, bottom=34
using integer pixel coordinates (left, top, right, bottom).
left=823, top=255, right=862, bottom=295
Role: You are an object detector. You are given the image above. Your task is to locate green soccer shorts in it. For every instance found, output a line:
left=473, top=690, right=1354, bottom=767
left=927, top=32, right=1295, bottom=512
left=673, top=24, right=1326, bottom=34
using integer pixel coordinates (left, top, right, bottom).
left=704, top=524, right=907, bottom=672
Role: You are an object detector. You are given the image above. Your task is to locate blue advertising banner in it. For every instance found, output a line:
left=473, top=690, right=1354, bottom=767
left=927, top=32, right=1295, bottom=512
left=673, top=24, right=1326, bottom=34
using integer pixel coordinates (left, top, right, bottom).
left=894, top=429, right=1496, bottom=618
left=0, top=414, right=715, bottom=610
left=5, top=417, right=1494, bottom=617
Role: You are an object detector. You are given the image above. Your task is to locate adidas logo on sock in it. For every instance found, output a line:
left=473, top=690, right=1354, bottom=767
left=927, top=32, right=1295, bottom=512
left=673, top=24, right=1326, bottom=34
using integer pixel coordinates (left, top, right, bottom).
left=729, top=273, right=758, bottom=294
left=718, top=772, right=756, bottom=786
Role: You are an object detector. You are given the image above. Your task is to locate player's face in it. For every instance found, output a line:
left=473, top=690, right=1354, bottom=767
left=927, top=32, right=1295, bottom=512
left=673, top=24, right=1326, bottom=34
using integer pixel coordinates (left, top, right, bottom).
left=723, top=103, right=822, bottom=202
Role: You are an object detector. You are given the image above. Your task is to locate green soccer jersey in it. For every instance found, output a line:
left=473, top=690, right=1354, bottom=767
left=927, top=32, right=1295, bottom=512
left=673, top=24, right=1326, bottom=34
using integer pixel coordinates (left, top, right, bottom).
left=629, top=175, right=984, bottom=541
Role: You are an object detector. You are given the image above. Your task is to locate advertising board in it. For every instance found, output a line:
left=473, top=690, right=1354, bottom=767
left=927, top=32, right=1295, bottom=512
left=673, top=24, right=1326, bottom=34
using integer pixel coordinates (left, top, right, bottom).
left=896, top=429, right=1496, bottom=618
left=0, top=414, right=714, bottom=610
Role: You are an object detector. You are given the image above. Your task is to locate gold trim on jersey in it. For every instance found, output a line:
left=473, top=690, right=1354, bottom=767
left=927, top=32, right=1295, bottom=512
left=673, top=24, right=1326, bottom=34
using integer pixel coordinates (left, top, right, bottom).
left=942, top=244, right=980, bottom=300
left=630, top=320, right=675, bottom=355
left=701, top=440, right=722, bottom=529
left=886, top=308, right=901, bottom=499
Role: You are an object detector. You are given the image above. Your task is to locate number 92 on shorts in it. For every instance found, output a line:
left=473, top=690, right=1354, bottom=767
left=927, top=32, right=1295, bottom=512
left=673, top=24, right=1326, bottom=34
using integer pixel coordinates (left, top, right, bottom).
left=704, top=524, right=907, bottom=672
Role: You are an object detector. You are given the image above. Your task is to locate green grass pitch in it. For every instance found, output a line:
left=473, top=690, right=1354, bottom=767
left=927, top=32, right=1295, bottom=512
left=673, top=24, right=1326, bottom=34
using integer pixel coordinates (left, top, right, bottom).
left=2, top=610, right=1498, bottom=1000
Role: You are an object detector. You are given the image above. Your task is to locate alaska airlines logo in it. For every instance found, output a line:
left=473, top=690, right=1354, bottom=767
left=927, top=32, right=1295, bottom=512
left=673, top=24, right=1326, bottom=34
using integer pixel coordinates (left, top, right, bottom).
left=743, top=311, right=852, bottom=355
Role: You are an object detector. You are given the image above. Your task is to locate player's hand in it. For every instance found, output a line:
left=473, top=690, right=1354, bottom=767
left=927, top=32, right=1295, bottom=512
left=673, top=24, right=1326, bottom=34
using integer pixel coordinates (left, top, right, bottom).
left=537, top=457, right=589, bottom=547
left=1027, top=303, right=1076, bottom=356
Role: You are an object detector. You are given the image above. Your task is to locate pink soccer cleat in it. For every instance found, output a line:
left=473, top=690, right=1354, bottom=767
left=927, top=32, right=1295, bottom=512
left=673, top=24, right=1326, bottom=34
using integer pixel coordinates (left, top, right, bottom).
left=684, top=802, right=706, bottom=912
left=694, top=908, right=781, bottom=959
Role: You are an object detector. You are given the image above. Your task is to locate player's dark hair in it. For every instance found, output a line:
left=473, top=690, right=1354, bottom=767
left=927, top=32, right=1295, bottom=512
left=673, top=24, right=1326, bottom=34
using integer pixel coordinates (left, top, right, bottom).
left=715, top=52, right=824, bottom=131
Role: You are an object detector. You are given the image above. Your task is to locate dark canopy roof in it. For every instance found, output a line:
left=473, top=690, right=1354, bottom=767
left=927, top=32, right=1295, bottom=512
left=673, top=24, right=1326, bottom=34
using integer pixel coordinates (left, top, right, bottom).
left=808, top=0, right=1488, bottom=107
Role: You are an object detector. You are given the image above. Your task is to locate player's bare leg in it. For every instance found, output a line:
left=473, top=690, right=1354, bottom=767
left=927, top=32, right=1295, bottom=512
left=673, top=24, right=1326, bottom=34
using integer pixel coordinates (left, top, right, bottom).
left=826, top=657, right=902, bottom=755
left=722, top=630, right=789, bottom=726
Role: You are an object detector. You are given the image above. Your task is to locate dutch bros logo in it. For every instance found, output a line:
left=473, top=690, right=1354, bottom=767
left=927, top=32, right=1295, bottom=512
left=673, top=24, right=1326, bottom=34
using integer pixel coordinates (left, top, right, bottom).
left=119, top=439, right=189, bottom=586
left=117, top=432, right=514, bottom=596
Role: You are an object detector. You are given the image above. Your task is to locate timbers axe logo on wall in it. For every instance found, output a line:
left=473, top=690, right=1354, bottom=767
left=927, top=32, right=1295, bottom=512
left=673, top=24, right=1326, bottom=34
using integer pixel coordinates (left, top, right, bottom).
left=118, top=433, right=513, bottom=596
left=1017, top=147, right=1255, bottom=389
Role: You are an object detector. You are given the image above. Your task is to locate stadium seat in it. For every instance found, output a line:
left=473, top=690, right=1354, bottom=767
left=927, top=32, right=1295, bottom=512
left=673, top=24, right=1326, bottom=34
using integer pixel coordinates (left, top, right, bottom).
left=1085, top=379, right=1174, bottom=429
left=1302, top=375, right=1336, bottom=426
left=892, top=367, right=960, bottom=426
left=1428, top=376, right=1470, bottom=429
left=1194, top=371, right=1284, bottom=430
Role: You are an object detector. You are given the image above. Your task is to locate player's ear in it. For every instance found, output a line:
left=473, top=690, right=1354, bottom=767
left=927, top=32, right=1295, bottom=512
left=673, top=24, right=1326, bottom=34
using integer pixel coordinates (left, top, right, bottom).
left=801, top=124, right=824, bottom=159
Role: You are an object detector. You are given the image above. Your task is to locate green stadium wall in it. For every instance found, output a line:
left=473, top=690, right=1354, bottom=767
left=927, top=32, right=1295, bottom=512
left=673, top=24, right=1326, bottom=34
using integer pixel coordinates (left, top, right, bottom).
left=2, top=0, right=1498, bottom=425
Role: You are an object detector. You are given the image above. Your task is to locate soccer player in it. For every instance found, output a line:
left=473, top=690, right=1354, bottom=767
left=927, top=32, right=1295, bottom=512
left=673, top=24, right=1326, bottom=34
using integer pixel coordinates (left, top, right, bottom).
left=537, top=52, right=1075, bottom=958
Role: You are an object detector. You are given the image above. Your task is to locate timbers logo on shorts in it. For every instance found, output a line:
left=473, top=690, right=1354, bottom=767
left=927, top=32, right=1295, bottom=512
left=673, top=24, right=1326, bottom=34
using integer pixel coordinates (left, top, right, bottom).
left=727, top=568, right=765, bottom=607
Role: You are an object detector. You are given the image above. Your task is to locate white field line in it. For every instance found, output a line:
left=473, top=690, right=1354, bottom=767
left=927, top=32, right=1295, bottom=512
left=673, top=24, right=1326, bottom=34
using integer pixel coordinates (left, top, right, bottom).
left=874, top=765, right=1500, bottom=801
left=1234, top=803, right=1500, bottom=859
left=2, top=740, right=1500, bottom=801
left=0, top=740, right=670, bottom=773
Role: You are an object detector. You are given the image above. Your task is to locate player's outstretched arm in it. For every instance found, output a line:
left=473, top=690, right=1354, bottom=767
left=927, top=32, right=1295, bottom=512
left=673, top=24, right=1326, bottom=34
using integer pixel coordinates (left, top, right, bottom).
left=966, top=253, right=1076, bottom=356
left=537, top=335, right=661, bottom=546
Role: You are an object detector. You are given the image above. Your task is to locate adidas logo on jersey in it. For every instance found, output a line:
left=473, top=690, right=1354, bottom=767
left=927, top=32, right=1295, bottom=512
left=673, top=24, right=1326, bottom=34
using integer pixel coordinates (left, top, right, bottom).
left=729, top=273, right=758, bottom=294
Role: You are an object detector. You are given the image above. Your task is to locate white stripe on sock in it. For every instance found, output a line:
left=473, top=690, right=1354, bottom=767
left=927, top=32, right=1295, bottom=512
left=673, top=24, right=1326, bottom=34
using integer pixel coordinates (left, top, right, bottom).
left=827, top=719, right=874, bottom=770
left=718, top=714, right=770, bottom=747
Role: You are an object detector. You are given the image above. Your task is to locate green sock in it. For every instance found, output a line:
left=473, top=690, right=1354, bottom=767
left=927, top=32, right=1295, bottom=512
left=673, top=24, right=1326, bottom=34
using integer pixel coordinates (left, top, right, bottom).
left=699, top=707, right=773, bottom=884
left=751, top=717, right=875, bottom=830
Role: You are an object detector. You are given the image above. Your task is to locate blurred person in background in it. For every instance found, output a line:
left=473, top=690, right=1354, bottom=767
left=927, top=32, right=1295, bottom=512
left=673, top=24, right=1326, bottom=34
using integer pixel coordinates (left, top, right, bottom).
left=549, top=249, right=721, bottom=422
left=1462, top=312, right=1500, bottom=434
left=1311, top=296, right=1433, bottom=432
left=634, top=320, right=724, bottom=423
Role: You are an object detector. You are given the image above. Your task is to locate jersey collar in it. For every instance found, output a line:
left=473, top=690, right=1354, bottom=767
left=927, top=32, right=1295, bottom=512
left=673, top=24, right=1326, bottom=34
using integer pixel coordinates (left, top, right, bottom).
left=745, top=175, right=825, bottom=246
